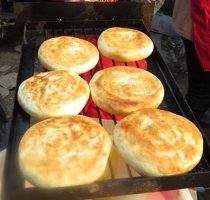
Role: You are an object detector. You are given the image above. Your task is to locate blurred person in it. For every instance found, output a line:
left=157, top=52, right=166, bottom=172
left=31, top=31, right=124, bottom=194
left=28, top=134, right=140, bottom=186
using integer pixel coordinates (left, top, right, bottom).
left=153, top=0, right=165, bottom=14
left=172, top=0, right=210, bottom=124
left=130, top=0, right=165, bottom=14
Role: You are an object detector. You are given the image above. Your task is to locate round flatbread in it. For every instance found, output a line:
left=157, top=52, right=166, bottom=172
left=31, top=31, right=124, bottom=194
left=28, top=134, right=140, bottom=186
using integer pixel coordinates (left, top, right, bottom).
left=113, top=108, right=203, bottom=176
left=89, top=66, right=164, bottom=116
left=18, top=115, right=112, bottom=188
left=38, top=36, right=99, bottom=74
left=18, top=70, right=90, bottom=120
left=97, top=27, right=154, bottom=62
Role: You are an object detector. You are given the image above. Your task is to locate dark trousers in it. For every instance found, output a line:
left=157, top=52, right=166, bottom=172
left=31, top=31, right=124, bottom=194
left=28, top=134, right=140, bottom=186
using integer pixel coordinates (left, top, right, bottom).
left=182, top=38, right=210, bottom=119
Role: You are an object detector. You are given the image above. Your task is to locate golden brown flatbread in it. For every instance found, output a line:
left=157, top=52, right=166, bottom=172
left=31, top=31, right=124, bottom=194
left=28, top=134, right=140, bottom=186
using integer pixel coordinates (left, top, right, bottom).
left=18, top=115, right=112, bottom=188
left=97, top=27, right=154, bottom=62
left=89, top=66, right=164, bottom=116
left=18, top=70, right=90, bottom=120
left=113, top=108, right=203, bottom=176
left=38, top=36, right=99, bottom=74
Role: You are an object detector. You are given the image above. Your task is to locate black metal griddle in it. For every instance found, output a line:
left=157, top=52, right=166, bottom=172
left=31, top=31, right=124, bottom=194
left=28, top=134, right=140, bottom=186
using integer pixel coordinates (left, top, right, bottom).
left=2, top=1, right=210, bottom=200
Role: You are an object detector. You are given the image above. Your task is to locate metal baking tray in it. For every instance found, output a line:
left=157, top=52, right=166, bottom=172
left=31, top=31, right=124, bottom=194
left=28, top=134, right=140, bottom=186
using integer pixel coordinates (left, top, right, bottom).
left=2, top=19, right=210, bottom=200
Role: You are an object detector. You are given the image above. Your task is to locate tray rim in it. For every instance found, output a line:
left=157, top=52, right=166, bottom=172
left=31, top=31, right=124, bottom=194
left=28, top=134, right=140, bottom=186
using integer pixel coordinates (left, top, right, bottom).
left=2, top=19, right=210, bottom=200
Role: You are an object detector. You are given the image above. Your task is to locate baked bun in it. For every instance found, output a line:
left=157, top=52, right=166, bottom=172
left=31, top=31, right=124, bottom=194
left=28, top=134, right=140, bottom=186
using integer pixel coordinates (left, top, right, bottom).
left=113, top=108, right=203, bottom=176
left=18, top=115, right=112, bottom=188
left=89, top=66, right=164, bottom=116
left=18, top=70, right=90, bottom=120
left=97, top=27, right=154, bottom=62
left=38, top=36, right=99, bottom=74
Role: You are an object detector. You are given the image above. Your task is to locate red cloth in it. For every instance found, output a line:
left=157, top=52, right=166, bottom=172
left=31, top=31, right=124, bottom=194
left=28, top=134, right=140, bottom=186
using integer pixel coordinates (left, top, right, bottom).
left=147, top=190, right=179, bottom=200
left=192, top=0, right=210, bottom=71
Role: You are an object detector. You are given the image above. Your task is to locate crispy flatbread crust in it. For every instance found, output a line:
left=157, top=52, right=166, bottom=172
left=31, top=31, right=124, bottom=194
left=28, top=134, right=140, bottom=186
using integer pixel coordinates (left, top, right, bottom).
left=98, top=27, right=154, bottom=62
left=18, top=70, right=90, bottom=120
left=113, top=109, right=203, bottom=176
left=89, top=66, right=164, bottom=116
left=18, top=115, right=112, bottom=188
left=38, top=36, right=99, bottom=74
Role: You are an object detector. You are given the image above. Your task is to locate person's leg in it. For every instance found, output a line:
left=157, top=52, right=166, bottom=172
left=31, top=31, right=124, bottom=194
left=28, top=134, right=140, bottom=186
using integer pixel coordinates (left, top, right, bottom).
left=182, top=38, right=210, bottom=120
